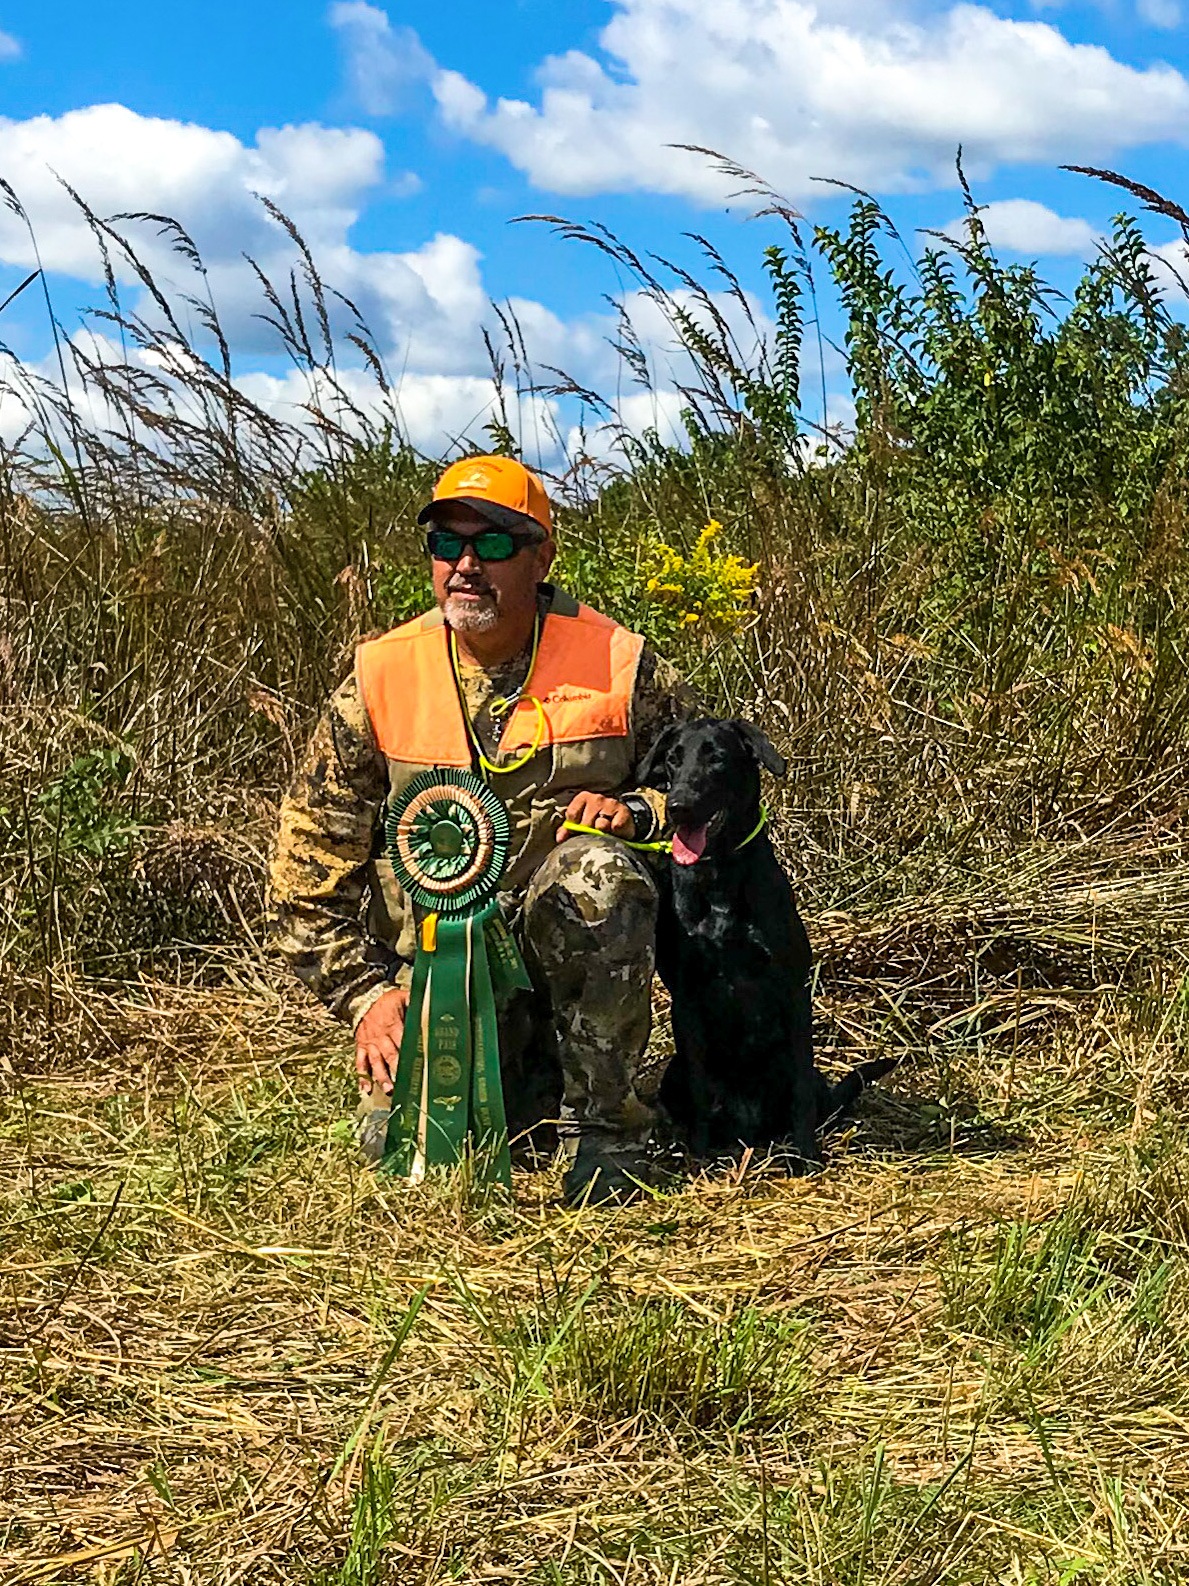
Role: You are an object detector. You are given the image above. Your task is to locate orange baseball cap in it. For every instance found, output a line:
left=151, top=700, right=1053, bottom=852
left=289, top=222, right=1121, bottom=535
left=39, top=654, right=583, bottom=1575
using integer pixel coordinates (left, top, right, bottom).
left=417, top=454, right=553, bottom=540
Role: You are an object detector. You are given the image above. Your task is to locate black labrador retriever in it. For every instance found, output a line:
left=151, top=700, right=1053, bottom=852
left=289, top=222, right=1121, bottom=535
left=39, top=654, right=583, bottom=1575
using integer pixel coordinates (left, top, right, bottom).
left=639, top=717, right=892, bottom=1167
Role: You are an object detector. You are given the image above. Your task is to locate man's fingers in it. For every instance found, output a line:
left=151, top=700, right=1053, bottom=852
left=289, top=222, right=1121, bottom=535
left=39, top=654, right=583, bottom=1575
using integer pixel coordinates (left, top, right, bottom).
left=607, top=803, right=634, bottom=835
left=558, top=792, right=591, bottom=840
left=559, top=796, right=590, bottom=839
left=357, top=1046, right=396, bottom=1094
left=558, top=793, right=634, bottom=841
left=367, top=1047, right=394, bottom=1094
left=563, top=793, right=625, bottom=828
left=356, top=1018, right=405, bottom=1095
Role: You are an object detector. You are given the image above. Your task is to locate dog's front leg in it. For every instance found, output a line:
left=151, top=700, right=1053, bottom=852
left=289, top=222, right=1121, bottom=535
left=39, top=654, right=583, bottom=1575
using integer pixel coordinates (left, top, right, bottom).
left=662, top=996, right=718, bottom=1156
left=683, top=1034, right=717, bottom=1158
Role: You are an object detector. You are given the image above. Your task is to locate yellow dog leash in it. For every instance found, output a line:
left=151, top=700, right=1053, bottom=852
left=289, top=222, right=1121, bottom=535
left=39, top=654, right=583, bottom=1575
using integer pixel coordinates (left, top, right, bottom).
left=561, top=805, right=769, bottom=855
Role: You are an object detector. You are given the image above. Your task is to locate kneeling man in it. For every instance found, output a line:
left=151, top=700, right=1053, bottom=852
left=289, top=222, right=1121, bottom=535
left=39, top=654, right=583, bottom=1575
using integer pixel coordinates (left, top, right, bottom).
left=269, top=455, right=697, bottom=1204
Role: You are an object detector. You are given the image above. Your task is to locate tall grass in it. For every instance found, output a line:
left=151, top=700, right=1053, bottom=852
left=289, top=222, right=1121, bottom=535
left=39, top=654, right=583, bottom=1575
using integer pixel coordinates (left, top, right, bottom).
left=3, top=160, right=1188, bottom=1052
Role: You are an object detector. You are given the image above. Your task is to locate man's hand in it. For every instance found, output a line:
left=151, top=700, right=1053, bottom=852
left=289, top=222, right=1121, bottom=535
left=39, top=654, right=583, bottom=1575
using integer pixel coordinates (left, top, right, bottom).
left=355, top=986, right=410, bottom=1096
left=557, top=791, right=636, bottom=843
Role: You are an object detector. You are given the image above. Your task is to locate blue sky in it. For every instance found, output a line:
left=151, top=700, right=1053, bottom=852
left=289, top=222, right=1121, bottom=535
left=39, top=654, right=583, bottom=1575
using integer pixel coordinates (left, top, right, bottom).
left=1, top=0, right=1188, bottom=461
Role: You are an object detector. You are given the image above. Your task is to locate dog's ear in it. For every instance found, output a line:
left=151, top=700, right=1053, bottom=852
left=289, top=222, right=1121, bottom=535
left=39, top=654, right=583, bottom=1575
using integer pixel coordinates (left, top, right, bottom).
left=636, top=723, right=680, bottom=790
left=733, top=720, right=787, bottom=779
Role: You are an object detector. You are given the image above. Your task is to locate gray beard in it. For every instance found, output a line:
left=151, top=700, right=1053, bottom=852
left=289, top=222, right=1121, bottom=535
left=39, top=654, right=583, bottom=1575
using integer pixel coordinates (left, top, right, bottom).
left=445, top=594, right=500, bottom=632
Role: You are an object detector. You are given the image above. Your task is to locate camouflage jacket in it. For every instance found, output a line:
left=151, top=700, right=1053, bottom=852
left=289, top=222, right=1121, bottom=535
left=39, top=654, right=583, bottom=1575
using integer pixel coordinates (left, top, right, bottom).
left=269, top=589, right=700, bottom=1028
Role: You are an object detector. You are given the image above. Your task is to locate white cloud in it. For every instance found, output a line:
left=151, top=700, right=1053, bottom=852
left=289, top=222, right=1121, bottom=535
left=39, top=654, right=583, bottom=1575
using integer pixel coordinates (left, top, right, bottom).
left=1145, top=238, right=1189, bottom=297
left=1137, top=0, right=1181, bottom=25
left=0, top=323, right=568, bottom=466
left=564, top=388, right=688, bottom=467
left=233, top=363, right=560, bottom=458
left=328, top=1, right=435, bottom=116
left=0, top=106, right=496, bottom=379
left=424, top=0, right=1189, bottom=202
left=944, top=198, right=1099, bottom=256
left=0, top=104, right=699, bottom=463
left=0, top=105, right=546, bottom=455
left=0, top=104, right=385, bottom=279
left=0, top=28, right=18, bottom=60
left=0, top=99, right=802, bottom=464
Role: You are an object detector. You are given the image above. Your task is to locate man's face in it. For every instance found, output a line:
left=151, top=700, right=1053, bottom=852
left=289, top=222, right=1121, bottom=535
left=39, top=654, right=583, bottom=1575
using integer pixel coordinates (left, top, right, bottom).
left=430, top=503, right=555, bottom=635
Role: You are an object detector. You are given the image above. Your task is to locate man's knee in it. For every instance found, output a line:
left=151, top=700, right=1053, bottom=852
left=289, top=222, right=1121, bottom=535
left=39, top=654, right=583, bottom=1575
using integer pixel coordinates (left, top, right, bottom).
left=523, top=834, right=658, bottom=958
left=520, top=836, right=657, bottom=1140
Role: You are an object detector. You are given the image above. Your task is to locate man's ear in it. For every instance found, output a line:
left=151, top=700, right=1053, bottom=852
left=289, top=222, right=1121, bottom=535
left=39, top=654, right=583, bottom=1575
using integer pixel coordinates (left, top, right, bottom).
left=636, top=723, right=680, bottom=790
left=733, top=720, right=787, bottom=778
left=534, top=538, right=556, bottom=580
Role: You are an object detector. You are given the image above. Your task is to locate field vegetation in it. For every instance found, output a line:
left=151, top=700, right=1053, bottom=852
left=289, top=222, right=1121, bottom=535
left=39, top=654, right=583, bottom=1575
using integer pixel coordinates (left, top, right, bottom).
left=6, top=158, right=1189, bottom=1581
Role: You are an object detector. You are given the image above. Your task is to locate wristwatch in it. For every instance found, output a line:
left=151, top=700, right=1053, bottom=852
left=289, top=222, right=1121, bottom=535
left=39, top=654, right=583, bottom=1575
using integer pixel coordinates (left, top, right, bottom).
left=621, top=793, right=659, bottom=843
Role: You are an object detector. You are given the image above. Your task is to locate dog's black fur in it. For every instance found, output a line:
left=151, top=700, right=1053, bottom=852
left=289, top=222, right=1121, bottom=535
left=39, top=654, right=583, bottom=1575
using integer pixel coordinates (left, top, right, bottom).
left=639, top=717, right=893, bottom=1166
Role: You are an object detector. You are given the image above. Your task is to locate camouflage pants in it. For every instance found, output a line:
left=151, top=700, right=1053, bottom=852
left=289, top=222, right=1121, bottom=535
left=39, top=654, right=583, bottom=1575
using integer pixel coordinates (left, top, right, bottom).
left=358, top=833, right=658, bottom=1159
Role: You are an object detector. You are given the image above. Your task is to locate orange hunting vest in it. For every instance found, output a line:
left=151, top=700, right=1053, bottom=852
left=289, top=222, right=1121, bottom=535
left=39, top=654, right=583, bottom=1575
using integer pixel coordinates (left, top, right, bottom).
left=354, top=589, right=646, bottom=952
left=356, top=597, right=644, bottom=768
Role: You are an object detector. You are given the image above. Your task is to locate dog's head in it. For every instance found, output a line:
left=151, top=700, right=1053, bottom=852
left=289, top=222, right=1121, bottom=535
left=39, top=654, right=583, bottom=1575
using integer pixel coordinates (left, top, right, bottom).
left=637, top=717, right=786, bottom=866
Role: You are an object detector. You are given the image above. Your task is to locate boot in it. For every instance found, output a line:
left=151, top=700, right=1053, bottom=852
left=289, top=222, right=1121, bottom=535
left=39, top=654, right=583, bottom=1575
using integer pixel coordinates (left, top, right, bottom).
left=562, top=1137, right=652, bottom=1207
left=356, top=1104, right=391, bottom=1167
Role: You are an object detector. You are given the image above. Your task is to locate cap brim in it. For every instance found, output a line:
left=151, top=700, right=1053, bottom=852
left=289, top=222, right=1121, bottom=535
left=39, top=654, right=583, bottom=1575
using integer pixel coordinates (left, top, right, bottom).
left=417, top=496, right=548, bottom=539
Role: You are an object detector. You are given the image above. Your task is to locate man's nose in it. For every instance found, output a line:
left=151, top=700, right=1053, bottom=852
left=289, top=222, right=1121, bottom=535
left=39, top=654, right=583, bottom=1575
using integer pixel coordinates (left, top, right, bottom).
left=455, top=543, right=483, bottom=571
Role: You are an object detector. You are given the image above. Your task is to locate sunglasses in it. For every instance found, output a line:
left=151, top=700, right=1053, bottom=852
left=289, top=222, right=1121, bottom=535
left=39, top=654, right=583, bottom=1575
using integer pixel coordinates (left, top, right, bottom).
left=425, top=526, right=541, bottom=563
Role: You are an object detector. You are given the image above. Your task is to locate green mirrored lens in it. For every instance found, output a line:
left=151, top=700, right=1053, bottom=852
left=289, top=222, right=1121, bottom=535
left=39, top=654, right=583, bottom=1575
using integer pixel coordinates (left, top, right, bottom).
left=472, top=530, right=517, bottom=560
left=426, top=530, right=462, bottom=560
left=427, top=528, right=519, bottom=562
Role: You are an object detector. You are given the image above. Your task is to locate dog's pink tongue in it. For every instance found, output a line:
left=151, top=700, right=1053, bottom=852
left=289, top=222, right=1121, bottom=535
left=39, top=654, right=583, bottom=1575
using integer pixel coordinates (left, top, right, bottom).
left=672, top=823, right=708, bottom=866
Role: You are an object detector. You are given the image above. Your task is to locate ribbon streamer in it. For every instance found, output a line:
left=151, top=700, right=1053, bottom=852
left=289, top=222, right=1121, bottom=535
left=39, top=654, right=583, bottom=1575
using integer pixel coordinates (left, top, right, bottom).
left=382, top=903, right=531, bottom=1187
left=380, top=768, right=530, bottom=1187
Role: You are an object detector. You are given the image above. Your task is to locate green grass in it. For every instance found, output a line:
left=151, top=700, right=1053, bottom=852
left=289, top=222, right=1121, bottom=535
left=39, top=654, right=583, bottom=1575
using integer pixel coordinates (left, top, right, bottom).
left=469, top=1279, right=811, bottom=1439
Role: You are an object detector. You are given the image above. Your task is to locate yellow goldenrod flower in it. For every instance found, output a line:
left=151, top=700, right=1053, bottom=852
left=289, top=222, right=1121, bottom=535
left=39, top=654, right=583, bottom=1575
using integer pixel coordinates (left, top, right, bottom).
left=640, top=518, right=758, bottom=640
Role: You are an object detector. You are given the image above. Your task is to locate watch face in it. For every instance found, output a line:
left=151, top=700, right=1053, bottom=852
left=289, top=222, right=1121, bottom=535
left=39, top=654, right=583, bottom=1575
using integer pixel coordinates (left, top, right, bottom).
left=623, top=795, right=653, bottom=837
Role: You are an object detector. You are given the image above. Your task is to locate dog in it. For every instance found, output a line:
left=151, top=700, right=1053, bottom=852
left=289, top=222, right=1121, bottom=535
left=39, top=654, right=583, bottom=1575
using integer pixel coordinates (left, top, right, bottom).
left=638, top=717, right=893, bottom=1167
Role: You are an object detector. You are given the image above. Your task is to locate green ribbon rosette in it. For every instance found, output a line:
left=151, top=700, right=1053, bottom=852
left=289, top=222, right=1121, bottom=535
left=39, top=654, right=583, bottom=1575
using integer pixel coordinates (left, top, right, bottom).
left=380, top=768, right=532, bottom=1188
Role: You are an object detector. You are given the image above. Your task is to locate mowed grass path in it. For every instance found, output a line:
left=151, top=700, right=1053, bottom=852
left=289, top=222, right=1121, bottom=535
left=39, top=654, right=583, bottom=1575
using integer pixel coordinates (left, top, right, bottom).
left=5, top=941, right=1189, bottom=1586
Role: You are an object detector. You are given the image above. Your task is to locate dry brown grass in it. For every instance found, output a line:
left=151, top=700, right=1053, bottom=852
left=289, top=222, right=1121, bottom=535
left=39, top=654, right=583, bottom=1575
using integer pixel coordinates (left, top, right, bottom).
left=5, top=896, right=1189, bottom=1583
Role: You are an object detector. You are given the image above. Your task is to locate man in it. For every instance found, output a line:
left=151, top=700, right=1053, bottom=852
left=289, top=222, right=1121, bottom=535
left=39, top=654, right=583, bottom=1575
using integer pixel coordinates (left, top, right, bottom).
left=269, top=454, right=698, bottom=1205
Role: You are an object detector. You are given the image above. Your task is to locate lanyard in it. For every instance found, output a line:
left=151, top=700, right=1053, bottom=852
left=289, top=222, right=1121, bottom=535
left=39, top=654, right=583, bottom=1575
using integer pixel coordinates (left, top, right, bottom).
left=449, top=616, right=546, bottom=777
left=560, top=820, right=673, bottom=853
